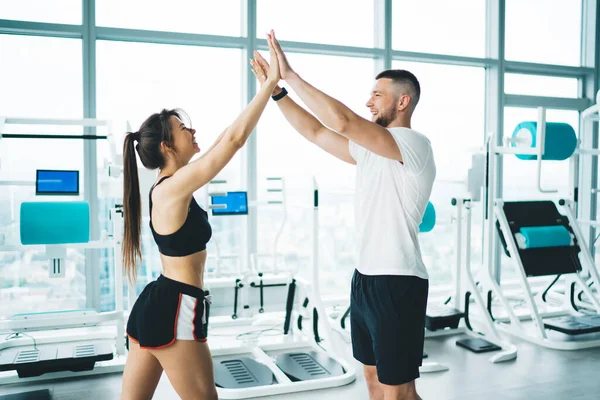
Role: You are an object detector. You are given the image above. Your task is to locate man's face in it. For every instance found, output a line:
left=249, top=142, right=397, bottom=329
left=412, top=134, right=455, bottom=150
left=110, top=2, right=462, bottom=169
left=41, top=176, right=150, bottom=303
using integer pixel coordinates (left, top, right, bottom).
left=366, top=78, right=398, bottom=128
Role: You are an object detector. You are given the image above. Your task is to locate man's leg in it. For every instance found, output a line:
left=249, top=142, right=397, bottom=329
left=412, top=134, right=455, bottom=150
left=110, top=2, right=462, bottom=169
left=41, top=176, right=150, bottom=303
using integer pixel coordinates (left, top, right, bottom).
left=364, top=368, right=422, bottom=400
left=364, top=365, right=384, bottom=400
left=366, top=275, right=429, bottom=400
left=381, top=380, right=422, bottom=400
left=349, top=270, right=382, bottom=400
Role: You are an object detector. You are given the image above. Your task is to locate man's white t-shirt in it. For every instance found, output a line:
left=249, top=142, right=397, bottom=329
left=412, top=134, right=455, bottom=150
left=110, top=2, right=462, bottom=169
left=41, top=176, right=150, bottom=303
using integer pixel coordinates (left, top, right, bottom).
left=349, top=127, right=436, bottom=279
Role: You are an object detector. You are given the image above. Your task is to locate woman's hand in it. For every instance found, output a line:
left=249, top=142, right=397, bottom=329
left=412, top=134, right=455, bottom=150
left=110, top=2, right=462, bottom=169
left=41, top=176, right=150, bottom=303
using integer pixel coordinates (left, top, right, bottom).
left=250, top=50, right=282, bottom=96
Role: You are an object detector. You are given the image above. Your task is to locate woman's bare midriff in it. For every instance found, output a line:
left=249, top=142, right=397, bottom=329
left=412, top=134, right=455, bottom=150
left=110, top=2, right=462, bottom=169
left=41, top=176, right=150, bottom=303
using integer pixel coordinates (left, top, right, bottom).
left=160, top=250, right=207, bottom=289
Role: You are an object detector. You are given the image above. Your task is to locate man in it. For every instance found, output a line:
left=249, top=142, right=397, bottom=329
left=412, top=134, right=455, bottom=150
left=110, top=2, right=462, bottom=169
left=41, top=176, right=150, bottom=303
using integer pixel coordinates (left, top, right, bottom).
left=252, top=30, right=436, bottom=400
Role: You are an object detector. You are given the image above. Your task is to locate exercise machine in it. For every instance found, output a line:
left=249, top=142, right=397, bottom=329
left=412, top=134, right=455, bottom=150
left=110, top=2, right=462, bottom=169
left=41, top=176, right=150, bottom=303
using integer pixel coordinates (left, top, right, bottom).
left=441, top=197, right=517, bottom=361
left=482, top=103, right=600, bottom=350
left=0, top=202, right=126, bottom=381
left=203, top=178, right=355, bottom=399
left=0, top=117, right=132, bottom=386
left=202, top=177, right=293, bottom=321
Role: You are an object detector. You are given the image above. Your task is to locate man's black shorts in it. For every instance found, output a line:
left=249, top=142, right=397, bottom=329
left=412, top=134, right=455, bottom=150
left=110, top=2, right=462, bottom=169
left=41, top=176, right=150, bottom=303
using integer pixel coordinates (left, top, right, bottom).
left=350, top=269, right=429, bottom=385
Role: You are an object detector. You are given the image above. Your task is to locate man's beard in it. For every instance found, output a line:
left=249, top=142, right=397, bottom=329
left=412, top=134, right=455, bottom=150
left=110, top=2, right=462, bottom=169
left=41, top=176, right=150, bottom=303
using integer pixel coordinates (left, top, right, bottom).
left=374, top=107, right=397, bottom=127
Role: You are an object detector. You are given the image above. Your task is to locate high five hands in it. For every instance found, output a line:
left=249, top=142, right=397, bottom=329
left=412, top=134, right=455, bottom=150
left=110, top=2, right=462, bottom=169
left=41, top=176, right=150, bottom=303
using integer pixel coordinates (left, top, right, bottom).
left=250, top=30, right=295, bottom=93
left=261, top=29, right=281, bottom=87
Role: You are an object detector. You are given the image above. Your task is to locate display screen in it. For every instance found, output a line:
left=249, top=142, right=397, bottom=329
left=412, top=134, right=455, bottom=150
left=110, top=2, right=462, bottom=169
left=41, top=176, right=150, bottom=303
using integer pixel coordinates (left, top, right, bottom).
left=211, top=191, right=248, bottom=216
left=36, top=170, right=79, bottom=195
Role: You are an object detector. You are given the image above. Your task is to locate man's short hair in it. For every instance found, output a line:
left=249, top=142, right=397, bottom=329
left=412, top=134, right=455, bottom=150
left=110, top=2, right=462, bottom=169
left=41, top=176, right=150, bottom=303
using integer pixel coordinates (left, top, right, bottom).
left=375, top=69, right=421, bottom=110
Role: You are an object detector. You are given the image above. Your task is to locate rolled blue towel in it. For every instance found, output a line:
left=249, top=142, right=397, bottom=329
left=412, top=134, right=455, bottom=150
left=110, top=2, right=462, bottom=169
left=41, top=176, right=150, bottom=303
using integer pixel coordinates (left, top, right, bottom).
left=518, top=225, right=571, bottom=249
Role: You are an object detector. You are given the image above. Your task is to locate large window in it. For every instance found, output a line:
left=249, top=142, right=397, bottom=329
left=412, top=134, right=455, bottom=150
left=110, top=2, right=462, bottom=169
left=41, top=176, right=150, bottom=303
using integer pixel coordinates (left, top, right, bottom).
left=0, top=35, right=84, bottom=318
left=504, top=74, right=580, bottom=98
left=96, top=41, right=244, bottom=299
left=0, top=0, right=594, bottom=312
left=393, top=60, right=486, bottom=285
left=0, top=0, right=81, bottom=24
left=392, top=0, right=486, bottom=58
left=256, top=52, right=374, bottom=296
left=257, top=0, right=375, bottom=48
left=96, top=41, right=243, bottom=187
left=505, top=0, right=582, bottom=66
left=0, top=35, right=83, bottom=124
left=96, top=0, right=243, bottom=36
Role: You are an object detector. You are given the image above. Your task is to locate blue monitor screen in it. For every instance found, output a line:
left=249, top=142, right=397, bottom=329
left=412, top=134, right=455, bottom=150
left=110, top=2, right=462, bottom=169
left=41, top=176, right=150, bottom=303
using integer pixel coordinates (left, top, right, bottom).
left=36, top=170, right=79, bottom=195
left=211, top=191, right=248, bottom=216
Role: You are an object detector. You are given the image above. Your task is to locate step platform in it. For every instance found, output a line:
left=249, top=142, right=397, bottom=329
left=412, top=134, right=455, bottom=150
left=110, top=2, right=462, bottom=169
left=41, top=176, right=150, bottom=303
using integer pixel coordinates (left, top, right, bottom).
left=425, top=304, right=465, bottom=331
left=456, top=338, right=501, bottom=353
left=0, top=341, right=113, bottom=378
left=544, top=314, right=600, bottom=335
left=275, top=351, right=345, bottom=382
left=213, top=357, right=276, bottom=389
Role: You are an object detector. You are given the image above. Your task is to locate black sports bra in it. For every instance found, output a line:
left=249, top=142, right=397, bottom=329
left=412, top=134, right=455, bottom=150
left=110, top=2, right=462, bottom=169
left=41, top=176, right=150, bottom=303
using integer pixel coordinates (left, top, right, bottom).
left=149, top=176, right=212, bottom=256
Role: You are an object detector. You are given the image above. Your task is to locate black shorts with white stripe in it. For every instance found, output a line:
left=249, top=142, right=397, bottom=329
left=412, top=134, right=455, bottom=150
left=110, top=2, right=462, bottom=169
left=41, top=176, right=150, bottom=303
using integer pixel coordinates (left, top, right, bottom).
left=127, top=274, right=210, bottom=349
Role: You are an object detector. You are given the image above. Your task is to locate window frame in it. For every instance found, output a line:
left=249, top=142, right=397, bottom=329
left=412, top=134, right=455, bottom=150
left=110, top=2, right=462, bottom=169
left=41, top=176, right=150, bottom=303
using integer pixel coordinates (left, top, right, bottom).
left=0, top=0, right=596, bottom=309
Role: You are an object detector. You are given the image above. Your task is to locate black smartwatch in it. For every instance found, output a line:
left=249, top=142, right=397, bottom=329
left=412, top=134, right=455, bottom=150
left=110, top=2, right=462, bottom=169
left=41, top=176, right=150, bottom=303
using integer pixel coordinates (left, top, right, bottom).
left=272, top=87, right=288, bottom=101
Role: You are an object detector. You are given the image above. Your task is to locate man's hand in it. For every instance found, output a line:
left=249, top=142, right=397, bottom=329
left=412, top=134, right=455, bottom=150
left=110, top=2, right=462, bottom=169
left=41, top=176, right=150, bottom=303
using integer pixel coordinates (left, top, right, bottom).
left=267, top=30, right=295, bottom=80
left=250, top=50, right=282, bottom=96
left=264, top=34, right=281, bottom=86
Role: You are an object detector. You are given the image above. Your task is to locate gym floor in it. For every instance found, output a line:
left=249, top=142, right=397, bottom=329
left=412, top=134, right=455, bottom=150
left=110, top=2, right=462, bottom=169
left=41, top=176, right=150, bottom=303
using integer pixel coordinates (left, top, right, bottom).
left=1, top=333, right=599, bottom=400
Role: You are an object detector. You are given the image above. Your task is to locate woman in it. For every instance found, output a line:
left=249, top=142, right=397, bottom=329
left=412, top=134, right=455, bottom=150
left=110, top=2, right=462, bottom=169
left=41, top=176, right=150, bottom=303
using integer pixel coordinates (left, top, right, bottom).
left=120, top=41, right=280, bottom=400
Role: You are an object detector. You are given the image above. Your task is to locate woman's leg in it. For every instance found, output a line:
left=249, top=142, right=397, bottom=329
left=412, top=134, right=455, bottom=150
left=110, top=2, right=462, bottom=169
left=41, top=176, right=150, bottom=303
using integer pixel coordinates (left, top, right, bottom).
left=150, top=340, right=217, bottom=400
left=121, top=340, right=164, bottom=400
